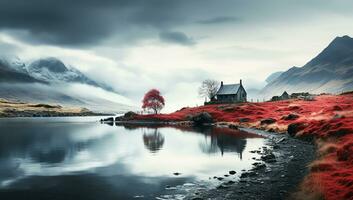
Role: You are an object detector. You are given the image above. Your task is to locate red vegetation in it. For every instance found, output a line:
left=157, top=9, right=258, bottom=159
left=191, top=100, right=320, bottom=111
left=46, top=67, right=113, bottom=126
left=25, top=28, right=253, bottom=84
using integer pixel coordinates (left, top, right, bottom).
left=134, top=94, right=353, bottom=200
left=142, top=89, right=165, bottom=114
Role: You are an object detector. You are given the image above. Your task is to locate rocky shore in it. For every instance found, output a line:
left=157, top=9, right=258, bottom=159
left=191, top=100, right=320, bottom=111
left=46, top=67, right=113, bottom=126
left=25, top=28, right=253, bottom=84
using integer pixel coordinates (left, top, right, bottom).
left=185, top=128, right=315, bottom=200
left=102, top=93, right=353, bottom=199
left=103, top=114, right=315, bottom=199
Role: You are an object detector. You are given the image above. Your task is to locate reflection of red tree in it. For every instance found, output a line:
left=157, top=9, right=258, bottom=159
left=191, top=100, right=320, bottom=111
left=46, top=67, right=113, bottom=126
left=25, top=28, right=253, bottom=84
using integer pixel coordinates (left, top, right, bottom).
left=142, top=89, right=165, bottom=114
left=143, top=129, right=165, bottom=153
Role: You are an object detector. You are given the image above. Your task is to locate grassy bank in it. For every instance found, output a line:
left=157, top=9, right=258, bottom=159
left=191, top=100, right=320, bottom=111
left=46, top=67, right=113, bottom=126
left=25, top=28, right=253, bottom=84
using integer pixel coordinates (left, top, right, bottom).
left=131, top=94, right=353, bottom=200
left=0, top=98, right=100, bottom=117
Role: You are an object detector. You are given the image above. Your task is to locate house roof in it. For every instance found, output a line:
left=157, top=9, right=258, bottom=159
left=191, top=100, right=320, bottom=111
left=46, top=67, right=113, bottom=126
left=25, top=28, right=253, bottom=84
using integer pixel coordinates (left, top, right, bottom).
left=216, top=84, right=240, bottom=95
left=281, top=91, right=289, bottom=96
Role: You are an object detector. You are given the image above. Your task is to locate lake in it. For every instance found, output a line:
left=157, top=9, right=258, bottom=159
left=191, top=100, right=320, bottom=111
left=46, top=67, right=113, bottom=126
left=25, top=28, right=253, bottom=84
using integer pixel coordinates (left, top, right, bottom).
left=0, top=117, right=266, bottom=200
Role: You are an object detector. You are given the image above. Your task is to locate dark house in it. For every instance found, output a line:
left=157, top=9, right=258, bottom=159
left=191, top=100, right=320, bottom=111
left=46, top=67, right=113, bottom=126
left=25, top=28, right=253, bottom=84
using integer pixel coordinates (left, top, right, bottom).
left=290, top=92, right=310, bottom=99
left=271, top=91, right=290, bottom=101
left=271, top=96, right=280, bottom=101
left=213, top=80, right=247, bottom=103
left=280, top=91, right=290, bottom=100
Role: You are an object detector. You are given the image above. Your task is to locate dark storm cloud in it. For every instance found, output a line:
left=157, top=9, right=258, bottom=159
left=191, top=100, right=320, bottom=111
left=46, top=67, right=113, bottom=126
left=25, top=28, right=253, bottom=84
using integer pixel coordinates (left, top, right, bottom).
left=197, top=16, right=239, bottom=24
left=1, top=0, right=353, bottom=47
left=159, top=31, right=196, bottom=46
left=0, top=0, right=188, bottom=46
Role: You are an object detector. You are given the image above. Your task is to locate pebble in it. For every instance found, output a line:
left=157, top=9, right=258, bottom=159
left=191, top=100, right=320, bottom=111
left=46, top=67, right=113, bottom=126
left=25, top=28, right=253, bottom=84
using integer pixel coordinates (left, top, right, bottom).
left=229, top=170, right=236, bottom=175
left=216, top=184, right=229, bottom=189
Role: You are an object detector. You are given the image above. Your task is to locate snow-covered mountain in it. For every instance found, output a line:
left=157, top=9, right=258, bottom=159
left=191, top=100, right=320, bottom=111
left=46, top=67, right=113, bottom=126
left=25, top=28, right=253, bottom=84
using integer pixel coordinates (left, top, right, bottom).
left=27, top=57, right=114, bottom=91
left=0, top=57, right=136, bottom=113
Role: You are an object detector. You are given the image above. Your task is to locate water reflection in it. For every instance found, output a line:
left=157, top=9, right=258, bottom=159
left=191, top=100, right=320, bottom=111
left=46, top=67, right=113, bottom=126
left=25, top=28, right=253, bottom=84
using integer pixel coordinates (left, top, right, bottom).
left=142, top=128, right=165, bottom=153
left=0, top=117, right=265, bottom=200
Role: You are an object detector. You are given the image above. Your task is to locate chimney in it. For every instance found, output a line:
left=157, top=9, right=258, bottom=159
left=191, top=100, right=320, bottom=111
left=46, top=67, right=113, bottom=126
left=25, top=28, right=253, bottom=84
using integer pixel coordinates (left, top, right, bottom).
left=221, top=81, right=223, bottom=86
left=240, top=79, right=242, bottom=85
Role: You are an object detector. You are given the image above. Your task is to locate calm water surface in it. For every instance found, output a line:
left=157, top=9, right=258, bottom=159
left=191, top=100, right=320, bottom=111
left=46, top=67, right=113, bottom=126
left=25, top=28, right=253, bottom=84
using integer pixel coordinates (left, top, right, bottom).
left=0, top=117, right=266, bottom=200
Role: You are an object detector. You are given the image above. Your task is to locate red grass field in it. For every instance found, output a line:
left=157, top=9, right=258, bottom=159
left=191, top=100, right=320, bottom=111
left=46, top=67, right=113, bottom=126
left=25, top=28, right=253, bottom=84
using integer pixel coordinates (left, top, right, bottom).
left=133, top=94, right=353, bottom=200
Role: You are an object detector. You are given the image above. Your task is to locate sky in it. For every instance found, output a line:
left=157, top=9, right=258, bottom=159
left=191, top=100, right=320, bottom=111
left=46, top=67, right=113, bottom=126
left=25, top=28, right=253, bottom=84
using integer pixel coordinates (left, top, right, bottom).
left=1, top=0, right=353, bottom=112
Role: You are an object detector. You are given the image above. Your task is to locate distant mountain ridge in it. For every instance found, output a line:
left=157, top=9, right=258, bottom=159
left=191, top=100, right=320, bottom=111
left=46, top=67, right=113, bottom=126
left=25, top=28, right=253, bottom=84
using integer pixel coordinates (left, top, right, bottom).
left=0, top=57, right=135, bottom=113
left=260, top=35, right=353, bottom=99
left=265, top=71, right=283, bottom=84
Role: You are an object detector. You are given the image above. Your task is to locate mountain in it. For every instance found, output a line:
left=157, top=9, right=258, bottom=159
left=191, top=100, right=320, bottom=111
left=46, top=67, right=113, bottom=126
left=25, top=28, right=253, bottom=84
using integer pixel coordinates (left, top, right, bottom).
left=265, top=71, right=283, bottom=84
left=260, top=35, right=353, bottom=99
left=0, top=59, right=44, bottom=83
left=27, top=57, right=114, bottom=91
left=0, top=57, right=136, bottom=113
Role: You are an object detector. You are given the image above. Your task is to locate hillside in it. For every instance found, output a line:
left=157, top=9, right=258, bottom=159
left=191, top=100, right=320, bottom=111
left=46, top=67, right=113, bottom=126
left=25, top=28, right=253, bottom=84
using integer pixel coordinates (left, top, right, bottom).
left=0, top=60, right=44, bottom=83
left=126, top=93, right=353, bottom=200
left=0, top=57, right=135, bottom=113
left=0, top=98, right=104, bottom=117
left=260, top=35, right=353, bottom=99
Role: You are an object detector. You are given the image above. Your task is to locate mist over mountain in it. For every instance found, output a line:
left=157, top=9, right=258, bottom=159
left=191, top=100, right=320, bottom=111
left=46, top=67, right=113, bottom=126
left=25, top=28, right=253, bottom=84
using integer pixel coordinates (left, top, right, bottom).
left=265, top=71, right=283, bottom=84
left=260, top=35, right=353, bottom=99
left=0, top=57, right=135, bottom=113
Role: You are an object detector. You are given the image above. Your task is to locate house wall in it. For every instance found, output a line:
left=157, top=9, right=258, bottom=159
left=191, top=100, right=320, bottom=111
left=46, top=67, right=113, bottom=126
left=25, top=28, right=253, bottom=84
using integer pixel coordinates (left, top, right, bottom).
left=213, top=84, right=247, bottom=104
left=237, top=87, right=247, bottom=102
left=217, top=94, right=237, bottom=102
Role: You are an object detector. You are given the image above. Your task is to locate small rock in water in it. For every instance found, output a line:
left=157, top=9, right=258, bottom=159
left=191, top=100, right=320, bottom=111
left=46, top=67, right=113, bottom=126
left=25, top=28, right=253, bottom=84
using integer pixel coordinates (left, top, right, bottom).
left=228, top=124, right=238, bottom=129
left=276, top=137, right=286, bottom=143
left=253, top=163, right=266, bottom=170
left=261, top=153, right=275, bottom=161
left=229, top=170, right=236, bottom=175
left=216, top=184, right=229, bottom=189
left=217, top=177, right=224, bottom=181
left=173, top=172, right=181, bottom=176
left=240, top=171, right=256, bottom=178
left=224, top=174, right=229, bottom=177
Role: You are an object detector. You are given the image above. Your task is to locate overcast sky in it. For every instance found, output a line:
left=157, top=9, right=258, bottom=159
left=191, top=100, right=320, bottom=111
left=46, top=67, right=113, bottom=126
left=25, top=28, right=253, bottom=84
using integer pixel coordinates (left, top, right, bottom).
left=1, top=0, right=353, bottom=111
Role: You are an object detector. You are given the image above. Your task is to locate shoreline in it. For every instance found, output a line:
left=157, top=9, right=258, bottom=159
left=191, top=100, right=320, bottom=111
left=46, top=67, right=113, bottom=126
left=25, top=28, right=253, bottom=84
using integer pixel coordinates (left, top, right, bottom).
left=0, top=112, right=112, bottom=118
left=0, top=98, right=114, bottom=118
left=187, top=128, right=315, bottom=200
left=108, top=93, right=353, bottom=200
left=109, top=121, right=315, bottom=200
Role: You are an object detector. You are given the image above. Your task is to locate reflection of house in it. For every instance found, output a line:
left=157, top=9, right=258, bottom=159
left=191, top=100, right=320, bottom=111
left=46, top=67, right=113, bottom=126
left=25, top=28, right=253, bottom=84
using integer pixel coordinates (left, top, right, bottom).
left=210, top=80, right=247, bottom=104
left=197, top=127, right=247, bottom=159
left=216, top=134, right=246, bottom=159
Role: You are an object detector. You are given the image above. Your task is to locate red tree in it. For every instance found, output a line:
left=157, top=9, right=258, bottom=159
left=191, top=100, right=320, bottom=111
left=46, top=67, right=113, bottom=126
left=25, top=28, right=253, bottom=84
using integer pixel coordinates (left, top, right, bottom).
left=142, top=89, right=165, bottom=114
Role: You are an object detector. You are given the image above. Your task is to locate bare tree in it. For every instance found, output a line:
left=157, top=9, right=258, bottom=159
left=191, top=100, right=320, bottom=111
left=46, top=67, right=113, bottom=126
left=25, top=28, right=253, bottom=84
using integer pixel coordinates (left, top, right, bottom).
left=198, top=79, right=220, bottom=101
